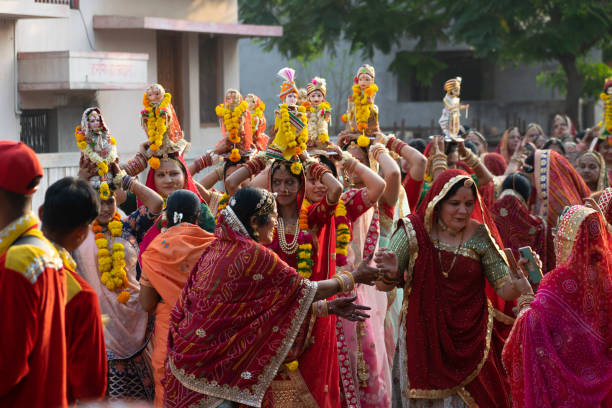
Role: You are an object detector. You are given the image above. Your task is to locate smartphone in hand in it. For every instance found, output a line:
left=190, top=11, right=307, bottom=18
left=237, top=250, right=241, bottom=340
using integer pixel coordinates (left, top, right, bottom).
left=518, top=246, right=543, bottom=284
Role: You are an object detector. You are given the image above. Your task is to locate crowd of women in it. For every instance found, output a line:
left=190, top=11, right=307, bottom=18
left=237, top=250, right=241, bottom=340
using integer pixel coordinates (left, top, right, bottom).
left=2, top=65, right=612, bottom=408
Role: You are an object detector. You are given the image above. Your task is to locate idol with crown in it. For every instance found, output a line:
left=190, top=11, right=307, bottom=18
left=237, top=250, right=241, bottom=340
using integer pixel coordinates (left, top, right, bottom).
left=303, top=77, right=332, bottom=150
left=439, top=77, right=469, bottom=140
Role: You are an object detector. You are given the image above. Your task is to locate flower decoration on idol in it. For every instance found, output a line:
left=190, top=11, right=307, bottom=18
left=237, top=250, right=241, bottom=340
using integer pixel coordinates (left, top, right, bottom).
left=93, top=211, right=131, bottom=303
left=350, top=64, right=378, bottom=148
left=140, top=83, right=188, bottom=169
left=245, top=93, right=269, bottom=151
left=271, top=67, right=308, bottom=175
left=599, top=77, right=612, bottom=146
left=74, top=107, right=126, bottom=200
left=304, top=76, right=332, bottom=146
left=214, top=89, right=253, bottom=162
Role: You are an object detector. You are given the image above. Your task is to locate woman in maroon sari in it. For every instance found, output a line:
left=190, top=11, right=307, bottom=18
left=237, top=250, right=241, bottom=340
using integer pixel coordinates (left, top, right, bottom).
left=375, top=169, right=532, bottom=407
left=492, top=173, right=555, bottom=275
left=163, top=187, right=379, bottom=407
left=503, top=205, right=612, bottom=407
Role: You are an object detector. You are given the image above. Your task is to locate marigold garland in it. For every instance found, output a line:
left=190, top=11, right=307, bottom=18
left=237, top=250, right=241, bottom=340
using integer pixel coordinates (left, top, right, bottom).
left=275, top=104, right=308, bottom=163
left=307, top=101, right=332, bottom=144
left=335, top=199, right=350, bottom=259
left=216, top=193, right=229, bottom=223
left=294, top=198, right=314, bottom=279
left=351, top=83, right=378, bottom=139
left=216, top=100, right=249, bottom=162
left=93, top=212, right=130, bottom=303
left=142, top=91, right=172, bottom=162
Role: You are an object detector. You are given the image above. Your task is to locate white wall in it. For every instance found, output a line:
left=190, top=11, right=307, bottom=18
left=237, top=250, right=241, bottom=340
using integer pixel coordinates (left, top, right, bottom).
left=0, top=20, right=20, bottom=141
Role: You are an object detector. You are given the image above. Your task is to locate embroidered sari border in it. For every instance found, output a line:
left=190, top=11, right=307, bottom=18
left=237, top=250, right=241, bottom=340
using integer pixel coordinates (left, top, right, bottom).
left=404, top=300, right=494, bottom=400
left=169, top=279, right=318, bottom=407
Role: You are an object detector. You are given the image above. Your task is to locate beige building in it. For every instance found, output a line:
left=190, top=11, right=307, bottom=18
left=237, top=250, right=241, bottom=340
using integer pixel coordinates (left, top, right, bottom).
left=1, top=0, right=280, bottom=210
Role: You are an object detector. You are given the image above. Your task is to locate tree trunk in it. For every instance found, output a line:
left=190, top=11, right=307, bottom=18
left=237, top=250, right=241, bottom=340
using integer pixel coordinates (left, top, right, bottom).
left=558, top=55, right=583, bottom=129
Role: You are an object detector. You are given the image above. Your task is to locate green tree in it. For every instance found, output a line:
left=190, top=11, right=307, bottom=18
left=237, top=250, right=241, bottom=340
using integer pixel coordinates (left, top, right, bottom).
left=240, top=0, right=612, bottom=125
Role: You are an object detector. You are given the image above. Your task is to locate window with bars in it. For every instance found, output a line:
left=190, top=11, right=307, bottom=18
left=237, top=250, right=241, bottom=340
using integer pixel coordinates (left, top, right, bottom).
left=20, top=110, right=50, bottom=153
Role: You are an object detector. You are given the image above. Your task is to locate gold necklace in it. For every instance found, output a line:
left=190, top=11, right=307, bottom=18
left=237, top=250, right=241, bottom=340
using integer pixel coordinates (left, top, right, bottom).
left=278, top=217, right=299, bottom=254
left=436, top=226, right=466, bottom=278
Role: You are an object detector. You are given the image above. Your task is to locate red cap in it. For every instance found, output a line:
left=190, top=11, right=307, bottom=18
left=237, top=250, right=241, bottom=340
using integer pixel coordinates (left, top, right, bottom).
left=0, top=141, right=43, bottom=195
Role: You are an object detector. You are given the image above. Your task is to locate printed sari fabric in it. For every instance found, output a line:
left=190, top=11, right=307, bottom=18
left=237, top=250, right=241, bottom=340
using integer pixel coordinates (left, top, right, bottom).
left=389, top=169, right=512, bottom=407
left=492, top=189, right=555, bottom=274
left=597, top=187, right=612, bottom=225
left=502, top=206, right=612, bottom=407
left=533, top=149, right=591, bottom=228
left=140, top=223, right=216, bottom=407
left=163, top=213, right=317, bottom=408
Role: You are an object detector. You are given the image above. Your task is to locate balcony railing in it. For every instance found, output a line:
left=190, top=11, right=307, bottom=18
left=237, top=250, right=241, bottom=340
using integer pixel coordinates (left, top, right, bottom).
left=34, top=0, right=74, bottom=6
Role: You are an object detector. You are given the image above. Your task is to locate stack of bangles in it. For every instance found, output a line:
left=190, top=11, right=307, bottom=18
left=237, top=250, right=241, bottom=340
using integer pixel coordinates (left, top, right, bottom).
left=459, top=149, right=480, bottom=168
left=517, top=293, right=535, bottom=312
left=307, top=161, right=331, bottom=182
left=242, top=153, right=271, bottom=177
left=370, top=143, right=389, bottom=162
left=386, top=136, right=408, bottom=155
left=430, top=152, right=447, bottom=174
left=121, top=175, right=138, bottom=194
left=312, top=300, right=328, bottom=317
left=332, top=270, right=356, bottom=293
left=340, top=151, right=358, bottom=173
left=124, top=152, right=148, bottom=176
left=193, top=152, right=218, bottom=174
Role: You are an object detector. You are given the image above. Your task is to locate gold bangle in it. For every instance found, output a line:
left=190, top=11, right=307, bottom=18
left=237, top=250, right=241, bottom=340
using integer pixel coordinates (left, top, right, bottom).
left=341, top=270, right=356, bottom=292
left=332, top=274, right=346, bottom=293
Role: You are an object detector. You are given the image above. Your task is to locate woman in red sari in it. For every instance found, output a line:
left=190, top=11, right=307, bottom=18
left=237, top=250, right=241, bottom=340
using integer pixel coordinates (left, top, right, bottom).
left=502, top=205, right=612, bottom=407
left=374, top=169, right=532, bottom=407
left=492, top=173, right=555, bottom=275
left=163, top=187, right=378, bottom=407
left=530, top=149, right=591, bottom=228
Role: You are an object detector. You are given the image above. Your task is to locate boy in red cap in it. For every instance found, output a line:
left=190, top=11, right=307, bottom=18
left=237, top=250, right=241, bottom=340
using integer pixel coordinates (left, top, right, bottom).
left=0, top=141, right=69, bottom=407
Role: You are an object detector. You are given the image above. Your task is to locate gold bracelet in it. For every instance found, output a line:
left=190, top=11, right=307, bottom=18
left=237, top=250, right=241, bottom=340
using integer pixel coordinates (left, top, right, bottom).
left=332, top=274, right=346, bottom=293
left=341, top=270, right=356, bottom=292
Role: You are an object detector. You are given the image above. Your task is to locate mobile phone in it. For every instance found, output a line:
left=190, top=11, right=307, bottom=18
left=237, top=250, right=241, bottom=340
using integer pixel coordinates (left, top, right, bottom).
left=519, top=246, right=543, bottom=284
left=503, top=248, right=520, bottom=272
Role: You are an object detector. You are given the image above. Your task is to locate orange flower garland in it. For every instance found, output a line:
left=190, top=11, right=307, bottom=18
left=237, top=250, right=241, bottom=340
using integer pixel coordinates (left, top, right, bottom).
left=93, top=212, right=130, bottom=303
left=351, top=83, right=378, bottom=147
left=216, top=101, right=248, bottom=162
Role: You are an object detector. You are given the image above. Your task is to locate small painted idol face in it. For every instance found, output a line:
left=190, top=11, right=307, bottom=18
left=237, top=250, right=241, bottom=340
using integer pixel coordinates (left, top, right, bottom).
left=308, top=90, right=325, bottom=106
left=256, top=206, right=278, bottom=245
left=576, top=154, right=600, bottom=187
left=438, top=185, right=475, bottom=232
left=97, top=195, right=117, bottom=225
left=147, top=86, right=164, bottom=105
left=508, top=127, right=521, bottom=153
left=284, top=92, right=298, bottom=106
left=245, top=95, right=256, bottom=111
left=358, top=73, right=374, bottom=90
left=225, top=91, right=239, bottom=107
left=88, top=112, right=102, bottom=132
left=154, top=159, right=185, bottom=198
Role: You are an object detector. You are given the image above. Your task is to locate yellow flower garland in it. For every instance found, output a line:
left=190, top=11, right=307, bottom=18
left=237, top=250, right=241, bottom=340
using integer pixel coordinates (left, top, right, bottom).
left=308, top=101, right=331, bottom=144
left=351, top=83, right=378, bottom=146
left=251, top=103, right=265, bottom=134
left=275, top=104, right=308, bottom=163
left=216, top=101, right=248, bottom=162
left=142, top=92, right=172, bottom=168
left=335, top=199, right=350, bottom=257
left=296, top=199, right=314, bottom=278
left=93, top=213, right=130, bottom=303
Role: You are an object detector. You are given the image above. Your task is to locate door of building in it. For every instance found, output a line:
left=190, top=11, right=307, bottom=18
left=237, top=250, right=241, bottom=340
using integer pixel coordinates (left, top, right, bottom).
left=157, top=31, right=183, bottom=124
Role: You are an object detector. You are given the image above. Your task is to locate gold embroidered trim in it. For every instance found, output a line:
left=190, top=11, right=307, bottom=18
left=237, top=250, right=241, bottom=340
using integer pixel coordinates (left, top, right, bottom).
left=457, top=387, right=479, bottom=408
left=492, top=273, right=510, bottom=290
left=404, top=300, right=494, bottom=399
left=424, top=175, right=469, bottom=234
left=555, top=206, right=595, bottom=264
left=400, top=217, right=419, bottom=289
left=169, top=279, right=318, bottom=407
left=434, top=240, right=478, bottom=261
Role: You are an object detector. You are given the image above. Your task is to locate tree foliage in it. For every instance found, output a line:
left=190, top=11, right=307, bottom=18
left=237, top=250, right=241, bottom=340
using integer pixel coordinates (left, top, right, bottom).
left=240, top=0, right=612, bottom=122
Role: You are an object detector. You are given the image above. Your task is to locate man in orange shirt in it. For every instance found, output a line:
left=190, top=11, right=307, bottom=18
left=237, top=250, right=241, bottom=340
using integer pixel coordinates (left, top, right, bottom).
left=0, top=141, right=68, bottom=407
